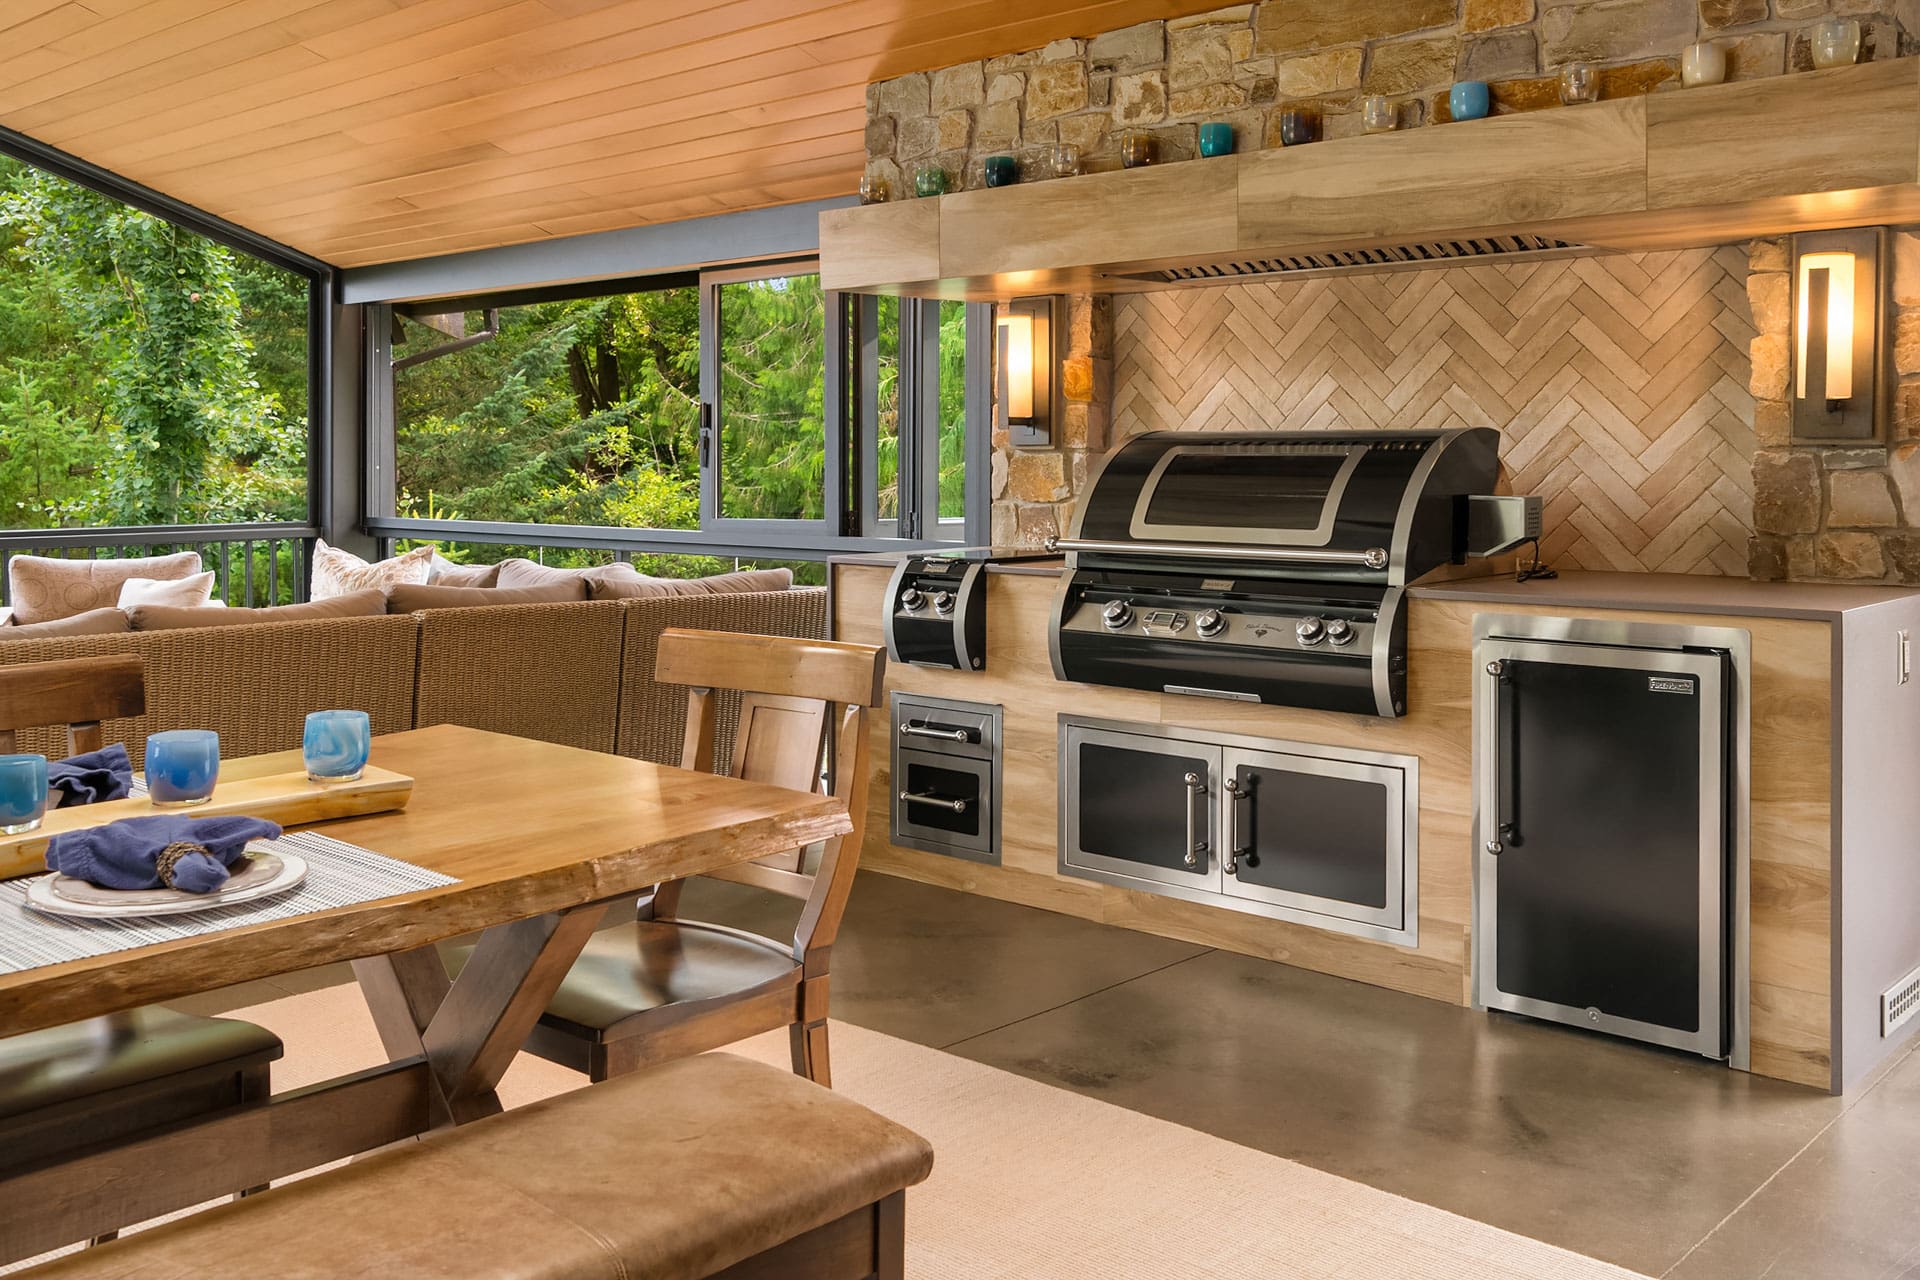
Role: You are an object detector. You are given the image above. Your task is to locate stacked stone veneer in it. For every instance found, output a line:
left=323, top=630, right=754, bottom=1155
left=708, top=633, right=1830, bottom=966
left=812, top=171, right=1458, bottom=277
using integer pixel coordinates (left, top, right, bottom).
left=1748, top=231, right=1920, bottom=581
left=864, top=1, right=1917, bottom=193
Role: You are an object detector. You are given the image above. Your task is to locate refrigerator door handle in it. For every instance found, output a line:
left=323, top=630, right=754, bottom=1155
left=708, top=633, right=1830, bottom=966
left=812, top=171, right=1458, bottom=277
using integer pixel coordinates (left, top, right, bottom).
left=1482, top=659, right=1512, bottom=854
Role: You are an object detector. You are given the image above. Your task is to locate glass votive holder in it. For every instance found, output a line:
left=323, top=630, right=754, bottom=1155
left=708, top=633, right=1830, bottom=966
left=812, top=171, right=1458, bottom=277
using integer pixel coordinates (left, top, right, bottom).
left=1811, top=17, right=1862, bottom=69
left=0, top=754, right=48, bottom=835
left=912, top=165, right=948, bottom=198
left=1119, top=130, right=1157, bottom=168
left=1050, top=142, right=1082, bottom=178
left=1198, top=122, right=1234, bottom=157
left=304, top=710, right=371, bottom=784
left=858, top=174, right=890, bottom=204
left=1558, top=61, right=1598, bottom=104
left=1449, top=80, right=1491, bottom=121
left=1278, top=108, right=1318, bottom=146
left=983, top=154, right=1019, bottom=187
left=1362, top=95, right=1397, bottom=134
left=1682, top=41, right=1728, bottom=87
left=146, top=730, right=219, bottom=808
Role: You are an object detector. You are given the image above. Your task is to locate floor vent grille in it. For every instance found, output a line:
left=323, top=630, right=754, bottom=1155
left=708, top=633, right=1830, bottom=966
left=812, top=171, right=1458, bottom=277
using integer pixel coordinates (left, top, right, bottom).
left=1128, top=234, right=1592, bottom=285
left=1882, top=963, right=1920, bottom=1037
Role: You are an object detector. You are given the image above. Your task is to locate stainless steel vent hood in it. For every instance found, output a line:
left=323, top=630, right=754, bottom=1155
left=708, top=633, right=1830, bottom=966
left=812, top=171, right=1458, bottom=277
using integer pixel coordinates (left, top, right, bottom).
left=1118, top=234, right=1596, bottom=287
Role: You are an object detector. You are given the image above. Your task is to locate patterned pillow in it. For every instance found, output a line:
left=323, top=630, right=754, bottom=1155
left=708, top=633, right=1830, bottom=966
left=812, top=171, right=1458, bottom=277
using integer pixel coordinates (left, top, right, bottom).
left=311, top=540, right=433, bottom=600
left=8, top=551, right=203, bottom=624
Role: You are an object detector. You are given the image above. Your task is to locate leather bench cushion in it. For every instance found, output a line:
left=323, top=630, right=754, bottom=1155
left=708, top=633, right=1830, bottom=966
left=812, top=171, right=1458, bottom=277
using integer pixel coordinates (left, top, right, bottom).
left=34, top=1052, right=934, bottom=1280
left=127, top=589, right=389, bottom=631
left=0, top=1009, right=283, bottom=1122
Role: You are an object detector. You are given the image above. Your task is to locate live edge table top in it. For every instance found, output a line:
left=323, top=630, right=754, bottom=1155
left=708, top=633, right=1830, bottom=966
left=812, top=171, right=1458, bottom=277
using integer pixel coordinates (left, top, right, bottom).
left=0, top=725, right=851, bottom=1038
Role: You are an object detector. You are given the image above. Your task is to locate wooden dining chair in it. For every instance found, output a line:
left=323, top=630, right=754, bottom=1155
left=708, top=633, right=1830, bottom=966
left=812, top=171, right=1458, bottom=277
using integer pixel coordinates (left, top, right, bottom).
left=497, top=628, right=885, bottom=1085
left=0, top=654, right=283, bottom=1179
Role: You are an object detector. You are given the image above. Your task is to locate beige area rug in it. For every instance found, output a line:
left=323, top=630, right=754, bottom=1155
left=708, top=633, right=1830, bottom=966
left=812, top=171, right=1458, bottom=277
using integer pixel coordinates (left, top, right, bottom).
left=18, top=984, right=1652, bottom=1279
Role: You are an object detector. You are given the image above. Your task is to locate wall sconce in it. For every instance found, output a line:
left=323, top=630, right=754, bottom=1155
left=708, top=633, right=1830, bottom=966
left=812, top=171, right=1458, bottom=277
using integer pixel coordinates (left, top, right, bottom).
left=997, top=295, right=1061, bottom=448
left=1791, top=227, right=1887, bottom=443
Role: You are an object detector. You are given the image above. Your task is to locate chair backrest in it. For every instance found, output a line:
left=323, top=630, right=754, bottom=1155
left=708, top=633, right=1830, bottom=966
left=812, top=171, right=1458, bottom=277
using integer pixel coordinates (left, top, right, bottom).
left=651, top=628, right=885, bottom=964
left=0, top=654, right=146, bottom=756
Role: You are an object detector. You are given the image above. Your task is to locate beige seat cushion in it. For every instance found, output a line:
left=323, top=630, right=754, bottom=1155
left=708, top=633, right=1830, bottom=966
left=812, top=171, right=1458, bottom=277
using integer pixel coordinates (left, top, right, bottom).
left=448, top=920, right=799, bottom=1041
left=590, top=568, right=793, bottom=600
left=116, top=571, right=216, bottom=609
left=0, top=607, right=131, bottom=640
left=127, top=589, right=389, bottom=631
left=311, top=540, right=433, bottom=600
left=386, top=581, right=586, bottom=612
left=7, top=552, right=203, bottom=624
left=429, top=555, right=501, bottom=587
left=495, top=557, right=645, bottom=590
left=28, top=1052, right=934, bottom=1280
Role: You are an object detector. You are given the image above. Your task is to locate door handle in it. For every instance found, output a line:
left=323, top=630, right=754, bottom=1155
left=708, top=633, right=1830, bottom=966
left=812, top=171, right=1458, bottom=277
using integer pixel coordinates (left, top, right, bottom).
left=1482, top=659, right=1512, bottom=854
left=901, top=722, right=971, bottom=743
left=1182, top=770, right=1208, bottom=870
left=900, top=791, right=967, bottom=813
left=1222, top=775, right=1250, bottom=875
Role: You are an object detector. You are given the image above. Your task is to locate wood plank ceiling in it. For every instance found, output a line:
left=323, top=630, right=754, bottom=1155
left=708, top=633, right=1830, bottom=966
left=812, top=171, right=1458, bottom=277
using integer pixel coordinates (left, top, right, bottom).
left=0, top=0, right=1230, bottom=268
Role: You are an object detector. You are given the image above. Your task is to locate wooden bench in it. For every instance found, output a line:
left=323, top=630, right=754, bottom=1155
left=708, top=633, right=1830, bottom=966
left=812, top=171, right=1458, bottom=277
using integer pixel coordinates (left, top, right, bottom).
left=22, top=1052, right=933, bottom=1280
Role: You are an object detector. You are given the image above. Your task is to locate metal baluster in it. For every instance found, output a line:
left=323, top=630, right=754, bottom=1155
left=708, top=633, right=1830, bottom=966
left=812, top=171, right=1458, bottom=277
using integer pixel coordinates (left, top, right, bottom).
left=267, top=540, right=279, bottom=606
left=243, top=542, right=255, bottom=607
left=218, top=543, right=231, bottom=603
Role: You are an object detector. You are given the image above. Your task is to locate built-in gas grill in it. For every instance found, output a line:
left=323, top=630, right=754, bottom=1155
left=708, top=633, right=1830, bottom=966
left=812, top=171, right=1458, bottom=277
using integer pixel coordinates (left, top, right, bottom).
left=1047, top=428, right=1533, bottom=717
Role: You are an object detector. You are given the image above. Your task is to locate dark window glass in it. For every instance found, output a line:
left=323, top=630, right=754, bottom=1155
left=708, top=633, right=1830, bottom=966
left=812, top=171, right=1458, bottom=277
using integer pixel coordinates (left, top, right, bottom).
left=1143, top=452, right=1347, bottom=531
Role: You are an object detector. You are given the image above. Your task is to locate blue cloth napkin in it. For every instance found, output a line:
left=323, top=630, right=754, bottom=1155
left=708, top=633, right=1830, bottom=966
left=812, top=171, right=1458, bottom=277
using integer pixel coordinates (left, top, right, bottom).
left=47, top=743, right=133, bottom=808
left=45, top=815, right=283, bottom=894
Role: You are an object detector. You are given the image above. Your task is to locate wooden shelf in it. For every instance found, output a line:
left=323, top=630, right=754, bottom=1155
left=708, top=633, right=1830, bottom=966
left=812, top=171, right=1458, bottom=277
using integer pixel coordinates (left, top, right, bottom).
left=821, top=58, right=1920, bottom=299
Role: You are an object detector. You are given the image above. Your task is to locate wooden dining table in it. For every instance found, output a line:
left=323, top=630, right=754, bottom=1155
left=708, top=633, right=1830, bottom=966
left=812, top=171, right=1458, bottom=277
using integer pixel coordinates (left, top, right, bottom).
left=0, top=724, right=851, bottom=1262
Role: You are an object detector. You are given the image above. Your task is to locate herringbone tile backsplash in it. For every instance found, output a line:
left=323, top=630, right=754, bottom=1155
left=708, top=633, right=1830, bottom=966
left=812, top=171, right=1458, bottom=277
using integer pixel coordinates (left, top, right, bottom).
left=1111, top=247, right=1756, bottom=576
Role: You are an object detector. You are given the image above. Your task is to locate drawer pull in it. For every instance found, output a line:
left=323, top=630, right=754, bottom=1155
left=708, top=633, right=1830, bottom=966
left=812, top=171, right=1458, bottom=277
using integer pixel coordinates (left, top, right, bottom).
left=901, top=722, right=972, bottom=743
left=900, top=791, right=968, bottom=814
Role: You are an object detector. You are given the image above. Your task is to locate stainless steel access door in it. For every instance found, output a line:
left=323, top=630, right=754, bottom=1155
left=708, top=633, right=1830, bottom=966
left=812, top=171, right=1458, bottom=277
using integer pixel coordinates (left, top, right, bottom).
left=1474, top=635, right=1731, bottom=1059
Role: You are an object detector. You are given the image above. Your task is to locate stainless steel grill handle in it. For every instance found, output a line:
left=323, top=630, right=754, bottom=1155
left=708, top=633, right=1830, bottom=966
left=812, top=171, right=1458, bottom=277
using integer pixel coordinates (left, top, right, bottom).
left=1182, top=770, right=1209, bottom=869
left=1482, top=659, right=1509, bottom=855
left=900, top=791, right=968, bottom=814
left=900, top=722, right=971, bottom=743
left=1222, top=775, right=1248, bottom=876
left=1046, top=535, right=1388, bottom=571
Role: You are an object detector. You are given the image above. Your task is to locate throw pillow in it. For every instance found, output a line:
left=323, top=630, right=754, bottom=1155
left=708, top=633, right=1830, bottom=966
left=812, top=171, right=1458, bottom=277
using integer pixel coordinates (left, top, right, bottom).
left=429, top=555, right=501, bottom=588
left=589, top=568, right=794, bottom=600
left=117, top=571, right=216, bottom=609
left=0, top=607, right=132, bottom=640
left=8, top=551, right=203, bottom=624
left=385, top=581, right=587, bottom=612
left=494, top=558, right=644, bottom=590
left=127, top=589, right=389, bottom=631
left=311, top=540, right=433, bottom=600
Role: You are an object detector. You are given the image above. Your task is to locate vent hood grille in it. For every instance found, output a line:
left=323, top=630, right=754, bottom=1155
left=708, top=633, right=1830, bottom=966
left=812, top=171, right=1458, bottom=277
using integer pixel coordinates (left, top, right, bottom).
left=1123, top=234, right=1594, bottom=285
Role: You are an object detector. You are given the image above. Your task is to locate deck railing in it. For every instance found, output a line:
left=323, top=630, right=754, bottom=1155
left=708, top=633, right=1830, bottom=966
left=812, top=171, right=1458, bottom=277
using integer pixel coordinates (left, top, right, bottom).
left=0, top=524, right=318, bottom=608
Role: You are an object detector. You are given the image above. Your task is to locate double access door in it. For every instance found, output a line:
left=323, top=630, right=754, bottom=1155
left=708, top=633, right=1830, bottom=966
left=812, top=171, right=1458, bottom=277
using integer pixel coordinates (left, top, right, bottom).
left=1473, top=625, right=1738, bottom=1060
left=1059, top=718, right=1418, bottom=946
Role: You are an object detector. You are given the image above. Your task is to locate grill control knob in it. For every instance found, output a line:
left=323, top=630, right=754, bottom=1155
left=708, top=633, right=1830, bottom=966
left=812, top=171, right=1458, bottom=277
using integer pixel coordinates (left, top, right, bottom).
left=899, top=588, right=925, bottom=612
left=1102, top=599, right=1134, bottom=630
left=932, top=591, right=956, bottom=615
left=1325, top=617, right=1355, bottom=647
left=1195, top=609, right=1225, bottom=638
left=1295, top=616, right=1326, bottom=646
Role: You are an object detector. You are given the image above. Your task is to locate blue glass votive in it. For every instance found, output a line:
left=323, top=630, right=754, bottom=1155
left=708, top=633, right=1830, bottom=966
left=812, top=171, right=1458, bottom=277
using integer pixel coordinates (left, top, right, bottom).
left=983, top=154, right=1018, bottom=187
left=1199, top=122, right=1234, bottom=157
left=0, top=754, right=48, bottom=834
left=304, top=710, right=371, bottom=784
left=1450, top=80, right=1491, bottom=121
left=146, top=730, right=219, bottom=808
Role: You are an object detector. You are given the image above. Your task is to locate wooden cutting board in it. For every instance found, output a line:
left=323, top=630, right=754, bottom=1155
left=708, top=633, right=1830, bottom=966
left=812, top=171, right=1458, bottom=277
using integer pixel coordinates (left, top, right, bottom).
left=0, top=765, right=414, bottom=881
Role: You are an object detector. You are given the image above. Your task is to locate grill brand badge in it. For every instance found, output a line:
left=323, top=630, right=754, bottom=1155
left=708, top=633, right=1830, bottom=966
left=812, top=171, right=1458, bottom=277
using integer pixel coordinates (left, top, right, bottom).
left=1647, top=675, right=1696, bottom=695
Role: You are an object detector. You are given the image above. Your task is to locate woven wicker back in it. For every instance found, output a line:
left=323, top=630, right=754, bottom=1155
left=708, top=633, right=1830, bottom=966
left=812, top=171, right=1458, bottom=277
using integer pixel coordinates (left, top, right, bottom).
left=0, top=616, right=419, bottom=766
left=412, top=600, right=626, bottom=752
left=616, top=589, right=828, bottom=769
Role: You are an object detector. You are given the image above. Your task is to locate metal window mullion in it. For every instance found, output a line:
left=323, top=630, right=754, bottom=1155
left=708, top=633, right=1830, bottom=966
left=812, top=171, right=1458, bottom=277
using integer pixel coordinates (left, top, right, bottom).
left=365, top=304, right=398, bottom=524
left=964, top=302, right=994, bottom=546
left=855, top=294, right=881, bottom=537
left=914, top=300, right=943, bottom=540
left=824, top=289, right=851, bottom=538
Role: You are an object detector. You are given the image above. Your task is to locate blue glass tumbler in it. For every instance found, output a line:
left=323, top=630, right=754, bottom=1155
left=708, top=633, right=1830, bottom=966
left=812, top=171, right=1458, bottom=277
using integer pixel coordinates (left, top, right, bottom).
left=146, top=731, right=219, bottom=808
left=0, top=754, right=48, bottom=834
left=1450, top=80, right=1491, bottom=121
left=304, top=710, right=371, bottom=784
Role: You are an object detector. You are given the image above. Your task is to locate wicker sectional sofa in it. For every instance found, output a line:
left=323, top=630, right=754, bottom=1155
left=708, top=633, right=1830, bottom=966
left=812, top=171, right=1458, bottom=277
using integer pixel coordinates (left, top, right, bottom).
left=0, top=589, right=826, bottom=769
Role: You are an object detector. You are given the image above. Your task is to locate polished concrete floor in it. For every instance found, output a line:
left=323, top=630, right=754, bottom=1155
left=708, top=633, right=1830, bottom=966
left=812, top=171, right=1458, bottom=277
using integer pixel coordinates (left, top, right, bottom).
left=180, top=871, right=1920, bottom=1279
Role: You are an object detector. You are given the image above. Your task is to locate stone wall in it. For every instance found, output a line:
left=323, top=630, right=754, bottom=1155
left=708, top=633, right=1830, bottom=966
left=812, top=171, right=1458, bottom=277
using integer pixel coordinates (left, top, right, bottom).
left=864, top=1, right=1917, bottom=193
left=1748, top=230, right=1920, bottom=581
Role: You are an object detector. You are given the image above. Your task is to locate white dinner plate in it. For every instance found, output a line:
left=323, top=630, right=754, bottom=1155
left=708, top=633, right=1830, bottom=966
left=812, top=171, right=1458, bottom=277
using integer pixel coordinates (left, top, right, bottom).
left=23, top=847, right=307, bottom=919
